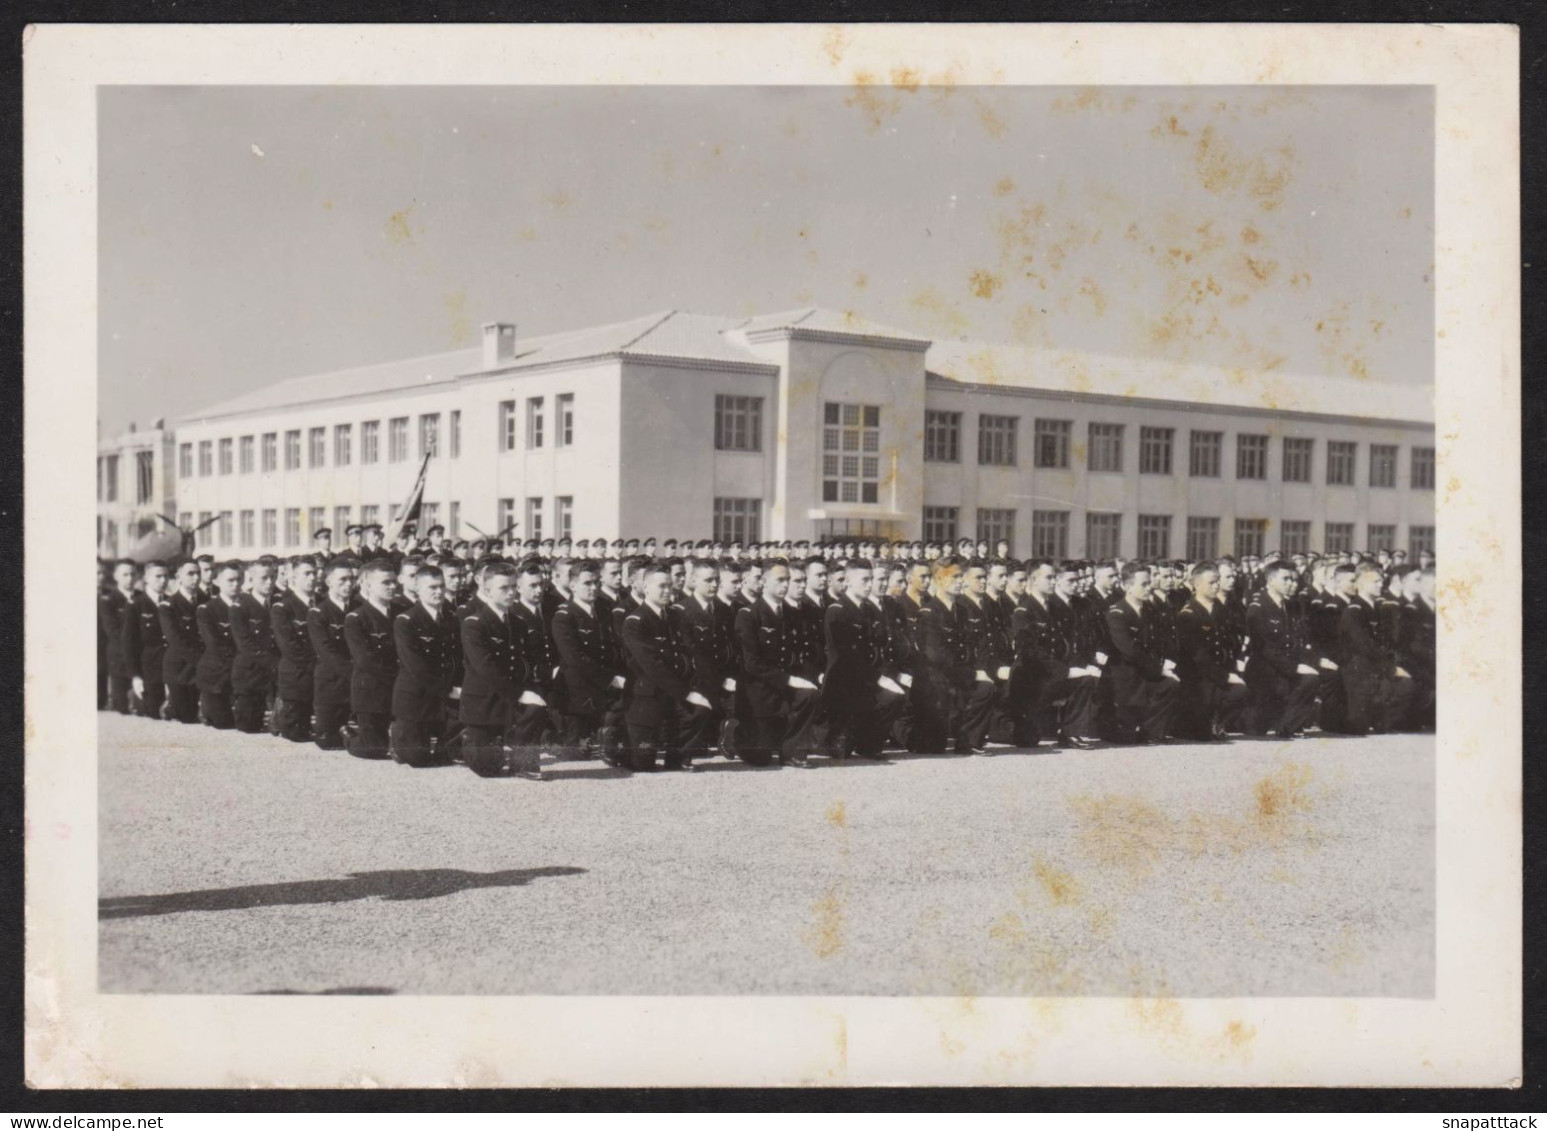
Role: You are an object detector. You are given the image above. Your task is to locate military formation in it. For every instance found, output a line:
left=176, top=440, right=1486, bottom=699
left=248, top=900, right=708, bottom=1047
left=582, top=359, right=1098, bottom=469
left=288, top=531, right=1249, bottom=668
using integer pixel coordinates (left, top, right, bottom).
left=97, top=521, right=1438, bottom=780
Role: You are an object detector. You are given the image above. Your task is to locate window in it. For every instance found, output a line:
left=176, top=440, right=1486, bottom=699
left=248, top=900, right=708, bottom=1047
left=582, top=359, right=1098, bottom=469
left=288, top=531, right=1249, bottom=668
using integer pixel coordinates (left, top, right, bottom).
left=1033, top=419, right=1070, bottom=469
left=1280, top=520, right=1311, bottom=555
left=822, top=402, right=882, bottom=504
left=135, top=451, right=153, bottom=504
left=715, top=394, right=764, bottom=453
left=922, top=505, right=958, bottom=543
left=498, top=498, right=515, bottom=534
left=284, top=508, right=301, bottom=547
left=197, top=511, right=212, bottom=549
left=1367, top=523, right=1396, bottom=552
left=178, top=511, right=192, bottom=535
left=333, top=505, right=350, bottom=534
left=499, top=401, right=518, bottom=452
left=555, top=496, right=573, bottom=540
left=284, top=430, right=301, bottom=471
left=420, top=502, right=439, bottom=531
left=1088, top=423, right=1124, bottom=473
left=975, top=414, right=1019, bottom=467
left=713, top=498, right=762, bottom=543
left=334, top=424, right=352, bottom=466
left=977, top=508, right=1015, bottom=550
left=218, top=511, right=233, bottom=548
left=361, top=421, right=380, bottom=464
left=308, top=507, right=325, bottom=539
left=1086, top=512, right=1121, bottom=559
left=1139, top=427, right=1174, bottom=475
left=308, top=427, right=326, bottom=469
left=239, top=510, right=255, bottom=548
left=449, top=410, right=461, bottom=458
left=525, top=497, right=543, bottom=542
left=556, top=395, right=574, bottom=448
left=526, top=398, right=544, bottom=449
left=1137, top=515, right=1171, bottom=559
left=262, top=433, right=277, bottom=473
left=1031, top=510, right=1069, bottom=558
left=1186, top=516, right=1220, bottom=561
left=419, top=413, right=440, bottom=458
left=218, top=438, right=233, bottom=476
left=239, top=435, right=254, bottom=474
left=360, top=505, right=379, bottom=527
left=1282, top=437, right=1314, bottom=483
left=1234, top=518, right=1267, bottom=557
left=389, top=417, right=409, bottom=463
left=1236, top=434, right=1268, bottom=480
left=924, top=410, right=961, bottom=463
left=449, top=501, right=461, bottom=538
left=178, top=443, right=193, bottom=478
left=102, top=455, right=119, bottom=502
left=1370, top=444, right=1398, bottom=488
left=1409, top=525, right=1435, bottom=557
left=198, top=441, right=213, bottom=477
left=1190, top=430, right=1222, bottom=478
left=1327, top=441, right=1356, bottom=486
left=1411, top=446, right=1435, bottom=490
left=1324, top=522, right=1354, bottom=553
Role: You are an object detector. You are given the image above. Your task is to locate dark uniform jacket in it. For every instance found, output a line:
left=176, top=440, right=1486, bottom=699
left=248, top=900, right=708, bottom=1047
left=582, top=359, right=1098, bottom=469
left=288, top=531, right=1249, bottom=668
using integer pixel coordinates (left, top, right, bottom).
left=345, top=601, right=398, bottom=715
left=919, top=596, right=976, bottom=693
left=676, top=595, right=734, bottom=699
left=100, top=589, right=133, bottom=678
left=789, top=597, right=827, bottom=684
left=230, top=592, right=280, bottom=695
left=1404, top=596, right=1436, bottom=684
left=308, top=596, right=356, bottom=708
left=159, top=590, right=203, bottom=686
left=1076, top=587, right=1121, bottom=663
left=1245, top=594, right=1315, bottom=683
left=1339, top=596, right=1399, bottom=675
left=460, top=599, right=538, bottom=727
left=510, top=601, right=558, bottom=697
left=736, top=596, right=800, bottom=717
left=1175, top=597, right=1236, bottom=689
left=622, top=602, right=691, bottom=724
left=823, top=595, right=891, bottom=700
left=883, top=592, right=925, bottom=679
left=1307, top=589, right=1346, bottom=663
left=1104, top=599, right=1169, bottom=683
left=1011, top=595, right=1073, bottom=680
left=123, top=591, right=166, bottom=682
left=551, top=598, right=617, bottom=715
left=392, top=602, right=460, bottom=721
left=271, top=590, right=316, bottom=701
left=194, top=596, right=238, bottom=695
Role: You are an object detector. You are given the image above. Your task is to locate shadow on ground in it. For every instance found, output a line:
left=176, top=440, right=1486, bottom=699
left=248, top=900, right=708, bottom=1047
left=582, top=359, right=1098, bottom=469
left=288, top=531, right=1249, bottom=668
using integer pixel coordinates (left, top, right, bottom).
left=99, top=866, right=587, bottom=920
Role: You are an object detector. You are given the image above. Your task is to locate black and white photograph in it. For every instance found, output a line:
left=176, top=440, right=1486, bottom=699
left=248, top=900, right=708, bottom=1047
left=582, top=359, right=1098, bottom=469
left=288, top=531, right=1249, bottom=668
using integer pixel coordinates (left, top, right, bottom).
left=27, top=23, right=1520, bottom=1088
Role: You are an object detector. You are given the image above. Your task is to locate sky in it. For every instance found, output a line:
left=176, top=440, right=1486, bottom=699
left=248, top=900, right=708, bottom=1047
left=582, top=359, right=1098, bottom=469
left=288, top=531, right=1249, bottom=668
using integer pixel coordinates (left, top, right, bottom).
left=97, top=84, right=1433, bottom=434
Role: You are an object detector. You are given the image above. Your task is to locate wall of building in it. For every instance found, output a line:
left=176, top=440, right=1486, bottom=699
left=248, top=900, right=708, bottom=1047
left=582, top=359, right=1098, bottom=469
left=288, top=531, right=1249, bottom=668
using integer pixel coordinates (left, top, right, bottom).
left=96, top=425, right=176, bottom=558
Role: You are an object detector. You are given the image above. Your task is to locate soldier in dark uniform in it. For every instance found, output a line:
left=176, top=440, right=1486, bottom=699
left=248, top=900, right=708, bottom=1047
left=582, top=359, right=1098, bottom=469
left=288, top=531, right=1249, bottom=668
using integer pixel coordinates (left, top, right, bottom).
left=389, top=556, right=422, bottom=618
left=674, top=560, right=736, bottom=763
left=101, top=559, right=138, bottom=715
left=1012, top=561, right=1099, bottom=749
left=1244, top=561, right=1322, bottom=738
left=822, top=561, right=905, bottom=760
left=391, top=564, right=461, bottom=767
left=1173, top=563, right=1250, bottom=741
left=622, top=563, right=705, bottom=772
left=551, top=560, right=623, bottom=762
left=955, top=561, right=1008, bottom=754
left=736, top=562, right=820, bottom=768
left=195, top=554, right=217, bottom=603
left=1049, top=560, right=1102, bottom=745
left=510, top=560, right=559, bottom=735
left=1077, top=560, right=1122, bottom=740
left=459, top=561, right=548, bottom=780
left=1309, top=562, right=1355, bottom=732
left=311, top=527, right=333, bottom=570
left=1103, top=563, right=1181, bottom=743
left=194, top=561, right=242, bottom=730
left=230, top=559, right=281, bottom=734
left=96, top=559, right=111, bottom=710
left=159, top=559, right=204, bottom=724
left=123, top=559, right=169, bottom=720
left=1403, top=566, right=1437, bottom=730
left=272, top=556, right=317, bottom=743
left=917, top=558, right=992, bottom=755
left=1339, top=562, right=1418, bottom=734
left=344, top=561, right=400, bottom=759
left=883, top=561, right=930, bottom=751
left=308, top=558, right=357, bottom=750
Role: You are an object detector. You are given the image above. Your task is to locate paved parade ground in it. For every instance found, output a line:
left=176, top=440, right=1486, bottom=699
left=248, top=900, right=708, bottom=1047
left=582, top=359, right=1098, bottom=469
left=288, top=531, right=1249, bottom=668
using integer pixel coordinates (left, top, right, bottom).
left=98, top=713, right=1434, bottom=998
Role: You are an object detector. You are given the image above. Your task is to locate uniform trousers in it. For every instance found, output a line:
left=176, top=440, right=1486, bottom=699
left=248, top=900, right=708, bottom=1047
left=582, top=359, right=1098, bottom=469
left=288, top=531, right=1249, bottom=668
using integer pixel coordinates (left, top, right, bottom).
left=200, top=690, right=234, bottom=731
left=741, top=687, right=821, bottom=766
left=1020, top=669, right=1101, bottom=744
left=108, top=676, right=133, bottom=715
left=166, top=682, right=200, bottom=724
left=462, top=706, right=548, bottom=777
left=956, top=678, right=1001, bottom=751
left=1343, top=667, right=1418, bottom=735
left=276, top=697, right=313, bottom=743
left=1173, top=677, right=1250, bottom=741
left=312, top=698, right=350, bottom=749
left=825, top=684, right=906, bottom=758
left=347, top=711, right=392, bottom=759
left=233, top=689, right=274, bottom=734
left=136, top=679, right=166, bottom=721
left=1108, top=672, right=1179, bottom=743
left=1247, top=670, right=1320, bottom=737
left=390, top=717, right=446, bottom=768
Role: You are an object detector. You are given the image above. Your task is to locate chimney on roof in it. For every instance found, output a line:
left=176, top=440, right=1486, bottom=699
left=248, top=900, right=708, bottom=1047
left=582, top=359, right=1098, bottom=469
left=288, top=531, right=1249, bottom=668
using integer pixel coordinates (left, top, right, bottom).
left=482, top=322, right=517, bottom=369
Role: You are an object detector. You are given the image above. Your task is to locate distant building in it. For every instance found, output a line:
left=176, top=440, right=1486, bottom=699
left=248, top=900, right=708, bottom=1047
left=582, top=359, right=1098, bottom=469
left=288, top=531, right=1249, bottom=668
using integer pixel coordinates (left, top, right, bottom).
left=96, top=419, right=177, bottom=559
left=168, top=309, right=1436, bottom=558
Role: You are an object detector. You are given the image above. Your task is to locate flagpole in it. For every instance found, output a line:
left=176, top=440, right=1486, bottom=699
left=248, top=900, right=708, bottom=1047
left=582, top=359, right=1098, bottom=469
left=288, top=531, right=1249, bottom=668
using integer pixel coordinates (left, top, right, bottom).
left=387, top=447, right=434, bottom=546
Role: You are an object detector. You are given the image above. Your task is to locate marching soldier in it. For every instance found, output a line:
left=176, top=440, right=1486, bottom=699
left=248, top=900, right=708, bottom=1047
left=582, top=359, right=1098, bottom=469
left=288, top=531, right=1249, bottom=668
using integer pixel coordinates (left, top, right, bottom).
left=159, top=559, right=204, bottom=724
left=622, top=563, right=706, bottom=772
left=272, top=556, right=317, bottom=743
left=1103, top=563, right=1181, bottom=744
left=194, top=561, right=243, bottom=730
left=391, top=563, right=461, bottom=767
left=735, top=562, right=820, bottom=768
left=308, top=559, right=357, bottom=750
left=344, top=562, right=400, bottom=759
left=230, top=560, right=281, bottom=734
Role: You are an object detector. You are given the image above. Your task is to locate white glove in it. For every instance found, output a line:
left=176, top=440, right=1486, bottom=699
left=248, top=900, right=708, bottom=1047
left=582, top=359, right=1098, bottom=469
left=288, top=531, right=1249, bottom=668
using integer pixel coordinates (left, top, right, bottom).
left=788, top=675, right=818, bottom=691
left=1162, top=659, right=1177, bottom=674
left=1395, top=667, right=1412, bottom=679
left=1319, top=658, right=1339, bottom=671
left=1236, top=658, right=1248, bottom=672
left=449, top=686, right=461, bottom=700
left=553, top=666, right=561, bottom=680
left=1228, top=673, right=1246, bottom=686
left=877, top=676, right=904, bottom=696
left=1085, top=665, right=1102, bottom=678
left=899, top=672, right=913, bottom=688
left=975, top=670, right=992, bottom=683
left=518, top=690, right=548, bottom=707
left=1068, top=667, right=1086, bottom=680
left=132, top=676, right=144, bottom=697
left=610, top=675, right=626, bottom=690
left=1095, top=651, right=1108, bottom=666
left=686, top=691, right=712, bottom=709
left=996, top=665, right=1011, bottom=682
left=1163, top=670, right=1181, bottom=682
left=722, top=677, right=737, bottom=693
left=1295, top=663, right=1318, bottom=676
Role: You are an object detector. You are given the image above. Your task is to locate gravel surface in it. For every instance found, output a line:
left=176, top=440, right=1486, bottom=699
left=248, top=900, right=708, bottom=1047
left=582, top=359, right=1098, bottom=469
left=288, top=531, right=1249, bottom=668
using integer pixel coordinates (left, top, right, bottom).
left=98, top=713, right=1434, bottom=997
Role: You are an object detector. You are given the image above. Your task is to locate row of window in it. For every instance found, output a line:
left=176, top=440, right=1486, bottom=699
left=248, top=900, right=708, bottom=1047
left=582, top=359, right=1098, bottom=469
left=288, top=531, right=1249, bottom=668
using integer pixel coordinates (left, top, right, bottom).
left=179, top=412, right=466, bottom=479
left=920, top=505, right=1434, bottom=558
left=182, top=500, right=471, bottom=550
left=924, top=412, right=1435, bottom=489
left=95, top=451, right=157, bottom=505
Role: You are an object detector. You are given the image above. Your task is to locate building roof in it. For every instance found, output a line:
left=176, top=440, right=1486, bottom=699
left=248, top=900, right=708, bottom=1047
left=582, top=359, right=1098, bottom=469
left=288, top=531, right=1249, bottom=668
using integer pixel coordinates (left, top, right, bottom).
left=926, top=340, right=1435, bottom=426
left=181, top=306, right=1433, bottom=428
